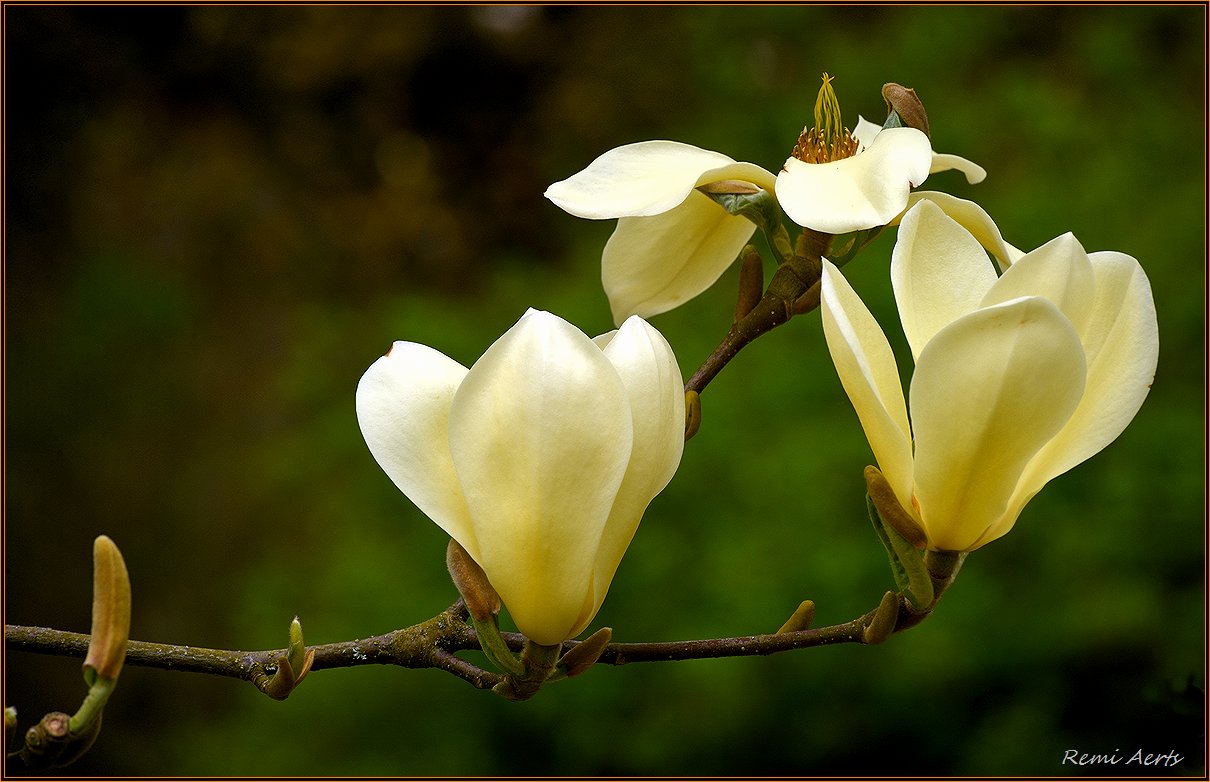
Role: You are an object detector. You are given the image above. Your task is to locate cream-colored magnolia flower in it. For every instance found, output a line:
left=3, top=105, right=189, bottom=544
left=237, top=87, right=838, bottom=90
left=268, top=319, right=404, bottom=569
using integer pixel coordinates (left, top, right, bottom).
left=356, top=309, right=685, bottom=645
left=546, top=74, right=985, bottom=325
left=545, top=141, right=778, bottom=324
left=822, top=200, right=1158, bottom=552
left=774, top=106, right=985, bottom=235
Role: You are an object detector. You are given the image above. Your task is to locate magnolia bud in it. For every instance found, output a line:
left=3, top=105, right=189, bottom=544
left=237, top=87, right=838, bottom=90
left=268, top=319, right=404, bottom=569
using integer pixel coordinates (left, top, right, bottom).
left=558, top=626, right=613, bottom=678
left=861, top=591, right=900, bottom=644
left=684, top=390, right=702, bottom=441
left=776, top=600, right=817, bottom=634
left=882, top=83, right=930, bottom=137
left=83, top=536, right=130, bottom=684
left=734, top=246, right=765, bottom=323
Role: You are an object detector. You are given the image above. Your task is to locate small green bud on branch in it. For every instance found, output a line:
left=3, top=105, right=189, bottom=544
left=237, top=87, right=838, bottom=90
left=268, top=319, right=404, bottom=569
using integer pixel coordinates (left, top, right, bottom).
left=776, top=600, right=817, bottom=634
left=861, top=591, right=900, bottom=644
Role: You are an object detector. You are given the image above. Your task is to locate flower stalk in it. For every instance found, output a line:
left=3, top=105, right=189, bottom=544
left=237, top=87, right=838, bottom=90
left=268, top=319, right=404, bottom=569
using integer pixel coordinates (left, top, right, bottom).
left=685, top=227, right=831, bottom=397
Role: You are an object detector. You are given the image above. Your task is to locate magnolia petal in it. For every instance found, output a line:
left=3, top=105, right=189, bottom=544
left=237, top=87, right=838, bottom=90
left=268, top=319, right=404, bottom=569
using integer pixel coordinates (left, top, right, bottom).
left=929, top=153, right=987, bottom=185
left=602, top=193, right=757, bottom=324
left=909, top=297, right=1087, bottom=551
left=1000, top=251, right=1159, bottom=533
left=544, top=140, right=739, bottom=219
left=854, top=117, right=986, bottom=185
left=697, top=160, right=778, bottom=194
left=355, top=343, right=479, bottom=554
left=591, top=330, right=618, bottom=350
left=852, top=116, right=882, bottom=149
left=892, top=199, right=999, bottom=362
left=776, top=127, right=933, bottom=233
left=586, top=316, right=686, bottom=628
left=447, top=309, right=634, bottom=645
left=899, top=191, right=1024, bottom=270
left=981, top=233, right=1096, bottom=336
left=820, top=261, right=914, bottom=509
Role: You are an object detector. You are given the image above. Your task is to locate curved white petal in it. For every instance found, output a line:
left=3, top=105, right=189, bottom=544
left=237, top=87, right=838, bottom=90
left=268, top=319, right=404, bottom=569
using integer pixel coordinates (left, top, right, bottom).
left=1001, top=251, right=1159, bottom=530
left=699, top=160, right=778, bottom=193
left=899, top=191, right=1023, bottom=270
left=776, top=127, right=933, bottom=233
left=586, top=316, right=686, bottom=628
left=892, top=199, right=998, bottom=362
left=982, top=233, right=1096, bottom=335
left=602, top=192, right=757, bottom=324
left=544, top=140, right=738, bottom=219
left=853, top=116, right=882, bottom=149
left=820, top=261, right=914, bottom=509
left=909, top=297, right=1087, bottom=551
left=591, top=330, right=618, bottom=350
left=355, top=342, right=478, bottom=554
left=929, top=153, right=987, bottom=184
left=447, top=310, right=634, bottom=645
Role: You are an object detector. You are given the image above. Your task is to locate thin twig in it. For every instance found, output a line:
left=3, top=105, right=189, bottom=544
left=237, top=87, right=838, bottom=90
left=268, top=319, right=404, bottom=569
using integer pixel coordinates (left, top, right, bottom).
left=686, top=230, right=829, bottom=396
left=2, top=602, right=887, bottom=684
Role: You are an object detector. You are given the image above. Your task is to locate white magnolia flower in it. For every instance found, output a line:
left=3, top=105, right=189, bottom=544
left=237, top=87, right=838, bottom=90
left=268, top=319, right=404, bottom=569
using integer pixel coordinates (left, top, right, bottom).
left=545, top=141, right=777, bottom=324
left=821, top=199, right=1158, bottom=551
left=356, top=309, right=685, bottom=644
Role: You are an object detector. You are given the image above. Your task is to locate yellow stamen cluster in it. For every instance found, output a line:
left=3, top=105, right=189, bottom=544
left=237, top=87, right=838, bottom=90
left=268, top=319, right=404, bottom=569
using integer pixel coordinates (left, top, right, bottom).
left=791, top=73, right=860, bottom=164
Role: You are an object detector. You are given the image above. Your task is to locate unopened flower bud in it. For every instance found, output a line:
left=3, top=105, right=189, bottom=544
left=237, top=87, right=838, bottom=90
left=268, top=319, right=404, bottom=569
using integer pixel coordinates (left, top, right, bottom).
left=861, top=591, right=900, bottom=644
left=287, top=617, right=315, bottom=685
left=684, top=389, right=702, bottom=441
left=558, top=626, right=613, bottom=678
left=83, top=536, right=130, bottom=684
left=882, top=83, right=930, bottom=137
left=776, top=600, right=817, bottom=634
left=734, top=246, right=765, bottom=323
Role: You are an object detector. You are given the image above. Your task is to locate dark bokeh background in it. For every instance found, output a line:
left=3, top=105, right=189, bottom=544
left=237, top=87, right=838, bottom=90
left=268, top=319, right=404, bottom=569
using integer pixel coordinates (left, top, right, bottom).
left=4, top=5, right=1204, bottom=776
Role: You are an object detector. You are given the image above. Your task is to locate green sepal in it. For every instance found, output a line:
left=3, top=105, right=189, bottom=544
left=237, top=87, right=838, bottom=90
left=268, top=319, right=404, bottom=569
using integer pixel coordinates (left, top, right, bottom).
left=882, top=110, right=906, bottom=131
left=468, top=611, right=525, bottom=679
left=866, top=493, right=934, bottom=611
left=700, top=187, right=793, bottom=264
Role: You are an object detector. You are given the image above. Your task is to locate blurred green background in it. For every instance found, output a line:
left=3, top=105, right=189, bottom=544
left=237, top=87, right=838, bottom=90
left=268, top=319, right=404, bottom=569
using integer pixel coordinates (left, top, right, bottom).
left=5, top=5, right=1203, bottom=776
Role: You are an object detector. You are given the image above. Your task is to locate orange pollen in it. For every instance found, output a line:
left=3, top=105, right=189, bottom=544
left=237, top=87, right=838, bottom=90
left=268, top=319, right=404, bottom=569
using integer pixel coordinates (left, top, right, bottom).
left=791, top=126, right=860, bottom=164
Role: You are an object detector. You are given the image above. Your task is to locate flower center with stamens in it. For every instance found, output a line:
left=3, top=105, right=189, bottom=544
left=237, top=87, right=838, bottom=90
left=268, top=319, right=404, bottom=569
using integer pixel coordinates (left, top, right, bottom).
left=790, top=73, right=860, bottom=164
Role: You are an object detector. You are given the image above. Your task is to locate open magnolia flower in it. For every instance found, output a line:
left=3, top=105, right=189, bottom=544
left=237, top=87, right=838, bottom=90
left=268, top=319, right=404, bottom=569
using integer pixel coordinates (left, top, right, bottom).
left=546, top=74, right=984, bottom=325
left=356, top=309, right=685, bottom=645
left=774, top=76, right=983, bottom=235
left=545, top=141, right=778, bottom=324
left=822, top=199, right=1158, bottom=552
